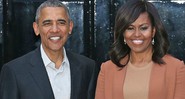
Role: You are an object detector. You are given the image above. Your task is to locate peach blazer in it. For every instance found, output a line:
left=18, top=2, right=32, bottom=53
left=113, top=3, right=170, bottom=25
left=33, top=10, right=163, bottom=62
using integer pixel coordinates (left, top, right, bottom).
left=95, top=55, right=185, bottom=99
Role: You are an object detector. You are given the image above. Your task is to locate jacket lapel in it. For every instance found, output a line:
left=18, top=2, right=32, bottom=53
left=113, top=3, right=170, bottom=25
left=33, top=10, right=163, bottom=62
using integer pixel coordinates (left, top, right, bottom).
left=66, top=51, right=82, bottom=99
left=113, top=67, right=127, bottom=99
left=29, top=47, right=54, bottom=99
left=149, top=63, right=166, bottom=99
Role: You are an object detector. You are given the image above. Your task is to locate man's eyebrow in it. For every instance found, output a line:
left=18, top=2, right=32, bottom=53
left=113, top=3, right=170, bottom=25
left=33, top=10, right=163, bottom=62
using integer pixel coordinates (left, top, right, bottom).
left=41, top=19, right=68, bottom=24
left=42, top=19, right=51, bottom=24
left=57, top=19, right=67, bottom=22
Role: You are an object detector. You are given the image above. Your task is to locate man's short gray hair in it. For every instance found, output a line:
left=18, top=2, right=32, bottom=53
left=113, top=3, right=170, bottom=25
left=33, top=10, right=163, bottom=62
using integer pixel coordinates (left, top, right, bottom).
left=35, top=0, right=71, bottom=23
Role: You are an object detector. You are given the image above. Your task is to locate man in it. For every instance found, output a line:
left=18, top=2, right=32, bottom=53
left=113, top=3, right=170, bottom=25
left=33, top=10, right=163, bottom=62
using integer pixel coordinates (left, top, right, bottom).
left=0, top=0, right=99, bottom=99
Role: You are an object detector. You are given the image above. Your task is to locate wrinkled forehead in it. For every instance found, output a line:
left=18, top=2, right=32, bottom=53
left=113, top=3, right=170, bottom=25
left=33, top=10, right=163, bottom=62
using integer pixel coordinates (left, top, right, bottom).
left=35, top=1, right=70, bottom=22
left=37, top=7, right=70, bottom=24
left=38, top=7, right=70, bottom=22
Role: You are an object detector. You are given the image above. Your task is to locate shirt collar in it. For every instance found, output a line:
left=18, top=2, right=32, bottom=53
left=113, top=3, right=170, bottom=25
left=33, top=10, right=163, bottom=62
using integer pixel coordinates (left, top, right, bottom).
left=40, top=44, right=69, bottom=68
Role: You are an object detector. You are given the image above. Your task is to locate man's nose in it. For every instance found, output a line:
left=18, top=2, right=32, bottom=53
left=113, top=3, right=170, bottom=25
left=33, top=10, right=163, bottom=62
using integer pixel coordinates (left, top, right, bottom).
left=50, top=24, right=60, bottom=33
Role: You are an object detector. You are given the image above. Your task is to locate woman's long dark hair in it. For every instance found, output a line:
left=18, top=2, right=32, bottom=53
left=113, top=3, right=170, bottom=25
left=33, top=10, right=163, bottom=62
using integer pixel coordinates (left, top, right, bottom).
left=109, top=0, right=169, bottom=67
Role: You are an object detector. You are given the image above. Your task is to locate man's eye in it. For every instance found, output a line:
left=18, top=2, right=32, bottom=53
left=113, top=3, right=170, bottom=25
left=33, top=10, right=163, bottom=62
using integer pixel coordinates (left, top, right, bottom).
left=58, top=21, right=66, bottom=25
left=42, top=22, right=51, bottom=26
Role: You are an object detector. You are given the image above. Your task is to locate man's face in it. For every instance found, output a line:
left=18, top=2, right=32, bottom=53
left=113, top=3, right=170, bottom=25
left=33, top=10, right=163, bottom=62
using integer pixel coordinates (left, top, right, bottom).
left=33, top=7, right=73, bottom=53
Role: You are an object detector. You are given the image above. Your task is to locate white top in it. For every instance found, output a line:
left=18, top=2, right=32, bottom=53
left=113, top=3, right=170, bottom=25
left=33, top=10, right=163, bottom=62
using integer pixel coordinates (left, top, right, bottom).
left=40, top=44, right=71, bottom=99
left=123, top=61, right=153, bottom=99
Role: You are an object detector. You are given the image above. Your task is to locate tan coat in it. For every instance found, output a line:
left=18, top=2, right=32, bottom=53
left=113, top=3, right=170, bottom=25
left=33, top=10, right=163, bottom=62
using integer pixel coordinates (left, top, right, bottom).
left=95, top=55, right=185, bottom=99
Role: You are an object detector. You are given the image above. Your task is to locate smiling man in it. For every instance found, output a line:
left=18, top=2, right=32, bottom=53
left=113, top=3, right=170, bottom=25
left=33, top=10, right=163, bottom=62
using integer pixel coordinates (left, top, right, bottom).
left=0, top=0, right=99, bottom=99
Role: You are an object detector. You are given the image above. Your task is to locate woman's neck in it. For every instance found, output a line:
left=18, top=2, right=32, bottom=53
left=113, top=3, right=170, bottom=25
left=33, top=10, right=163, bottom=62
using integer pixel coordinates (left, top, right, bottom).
left=129, top=49, right=153, bottom=67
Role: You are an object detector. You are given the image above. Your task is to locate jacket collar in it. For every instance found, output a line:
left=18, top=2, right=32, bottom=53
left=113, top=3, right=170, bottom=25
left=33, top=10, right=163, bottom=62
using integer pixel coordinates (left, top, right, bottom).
left=29, top=47, right=55, bottom=99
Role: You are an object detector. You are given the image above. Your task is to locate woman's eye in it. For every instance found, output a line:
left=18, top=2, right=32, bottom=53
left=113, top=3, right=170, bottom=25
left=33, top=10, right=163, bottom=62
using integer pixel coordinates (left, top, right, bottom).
left=127, top=27, right=134, bottom=30
left=140, top=26, right=148, bottom=30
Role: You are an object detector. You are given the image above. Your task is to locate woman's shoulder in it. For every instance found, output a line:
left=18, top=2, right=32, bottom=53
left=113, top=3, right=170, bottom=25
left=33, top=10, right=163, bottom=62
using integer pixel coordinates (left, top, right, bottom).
left=102, top=60, right=116, bottom=66
left=163, top=54, right=184, bottom=64
left=101, top=60, right=122, bottom=71
left=162, top=54, right=185, bottom=83
left=162, top=54, right=185, bottom=69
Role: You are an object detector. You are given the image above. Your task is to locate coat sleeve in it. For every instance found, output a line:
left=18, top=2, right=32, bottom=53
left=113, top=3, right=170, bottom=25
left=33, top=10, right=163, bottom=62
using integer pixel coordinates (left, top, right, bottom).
left=174, top=62, right=185, bottom=99
left=95, top=63, right=106, bottom=99
left=0, top=65, right=19, bottom=99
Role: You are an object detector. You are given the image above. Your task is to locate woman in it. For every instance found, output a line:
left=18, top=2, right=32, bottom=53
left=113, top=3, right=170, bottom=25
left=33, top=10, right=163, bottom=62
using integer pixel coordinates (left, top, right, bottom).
left=95, top=0, right=185, bottom=99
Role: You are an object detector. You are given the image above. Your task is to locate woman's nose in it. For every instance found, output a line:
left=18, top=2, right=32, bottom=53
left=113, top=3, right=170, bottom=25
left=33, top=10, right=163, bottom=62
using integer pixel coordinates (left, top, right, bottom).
left=134, top=29, right=141, bottom=37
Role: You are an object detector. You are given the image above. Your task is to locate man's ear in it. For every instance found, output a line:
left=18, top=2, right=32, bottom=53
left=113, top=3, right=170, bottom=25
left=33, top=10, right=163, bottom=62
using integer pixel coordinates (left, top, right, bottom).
left=33, top=22, right=40, bottom=36
left=69, top=20, right=73, bottom=34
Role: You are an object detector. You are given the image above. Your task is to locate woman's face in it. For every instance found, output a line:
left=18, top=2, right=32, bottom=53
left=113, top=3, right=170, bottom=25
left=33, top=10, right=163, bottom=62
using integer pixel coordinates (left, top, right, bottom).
left=124, top=12, right=155, bottom=53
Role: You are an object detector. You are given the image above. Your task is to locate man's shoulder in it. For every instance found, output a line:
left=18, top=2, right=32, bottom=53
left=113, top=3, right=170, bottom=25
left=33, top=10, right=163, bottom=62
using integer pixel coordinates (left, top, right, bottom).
left=3, top=49, right=38, bottom=68
left=66, top=51, right=95, bottom=62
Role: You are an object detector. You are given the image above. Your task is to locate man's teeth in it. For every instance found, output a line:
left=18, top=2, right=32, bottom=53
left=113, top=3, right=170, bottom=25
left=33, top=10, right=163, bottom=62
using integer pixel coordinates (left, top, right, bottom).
left=50, top=37, right=60, bottom=40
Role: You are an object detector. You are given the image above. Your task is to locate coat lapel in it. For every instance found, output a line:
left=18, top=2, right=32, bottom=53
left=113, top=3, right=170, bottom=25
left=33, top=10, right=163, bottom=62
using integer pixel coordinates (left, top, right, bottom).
left=113, top=67, right=127, bottom=99
left=149, top=63, right=166, bottom=99
left=66, top=51, right=82, bottom=99
left=29, top=48, right=54, bottom=99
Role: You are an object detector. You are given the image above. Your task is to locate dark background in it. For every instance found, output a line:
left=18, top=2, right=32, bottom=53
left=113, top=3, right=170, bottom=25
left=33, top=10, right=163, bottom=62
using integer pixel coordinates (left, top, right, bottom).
left=0, top=0, right=185, bottom=71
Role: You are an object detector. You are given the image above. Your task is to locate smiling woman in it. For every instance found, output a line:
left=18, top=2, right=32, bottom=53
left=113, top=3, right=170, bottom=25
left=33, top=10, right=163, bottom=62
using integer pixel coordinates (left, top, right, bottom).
left=95, top=0, right=185, bottom=99
left=124, top=12, right=155, bottom=55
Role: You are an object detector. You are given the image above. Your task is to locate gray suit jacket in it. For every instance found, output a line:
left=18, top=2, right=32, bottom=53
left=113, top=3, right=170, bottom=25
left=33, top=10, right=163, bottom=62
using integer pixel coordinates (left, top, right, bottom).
left=0, top=47, right=99, bottom=99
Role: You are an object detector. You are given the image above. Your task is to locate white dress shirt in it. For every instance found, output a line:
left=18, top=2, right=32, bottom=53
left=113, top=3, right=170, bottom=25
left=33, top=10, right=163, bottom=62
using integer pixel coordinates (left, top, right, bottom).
left=40, top=44, right=71, bottom=99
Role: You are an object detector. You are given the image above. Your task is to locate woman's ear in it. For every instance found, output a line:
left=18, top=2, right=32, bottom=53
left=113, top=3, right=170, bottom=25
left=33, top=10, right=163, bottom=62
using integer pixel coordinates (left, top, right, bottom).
left=33, top=22, right=40, bottom=36
left=152, top=27, right=156, bottom=37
